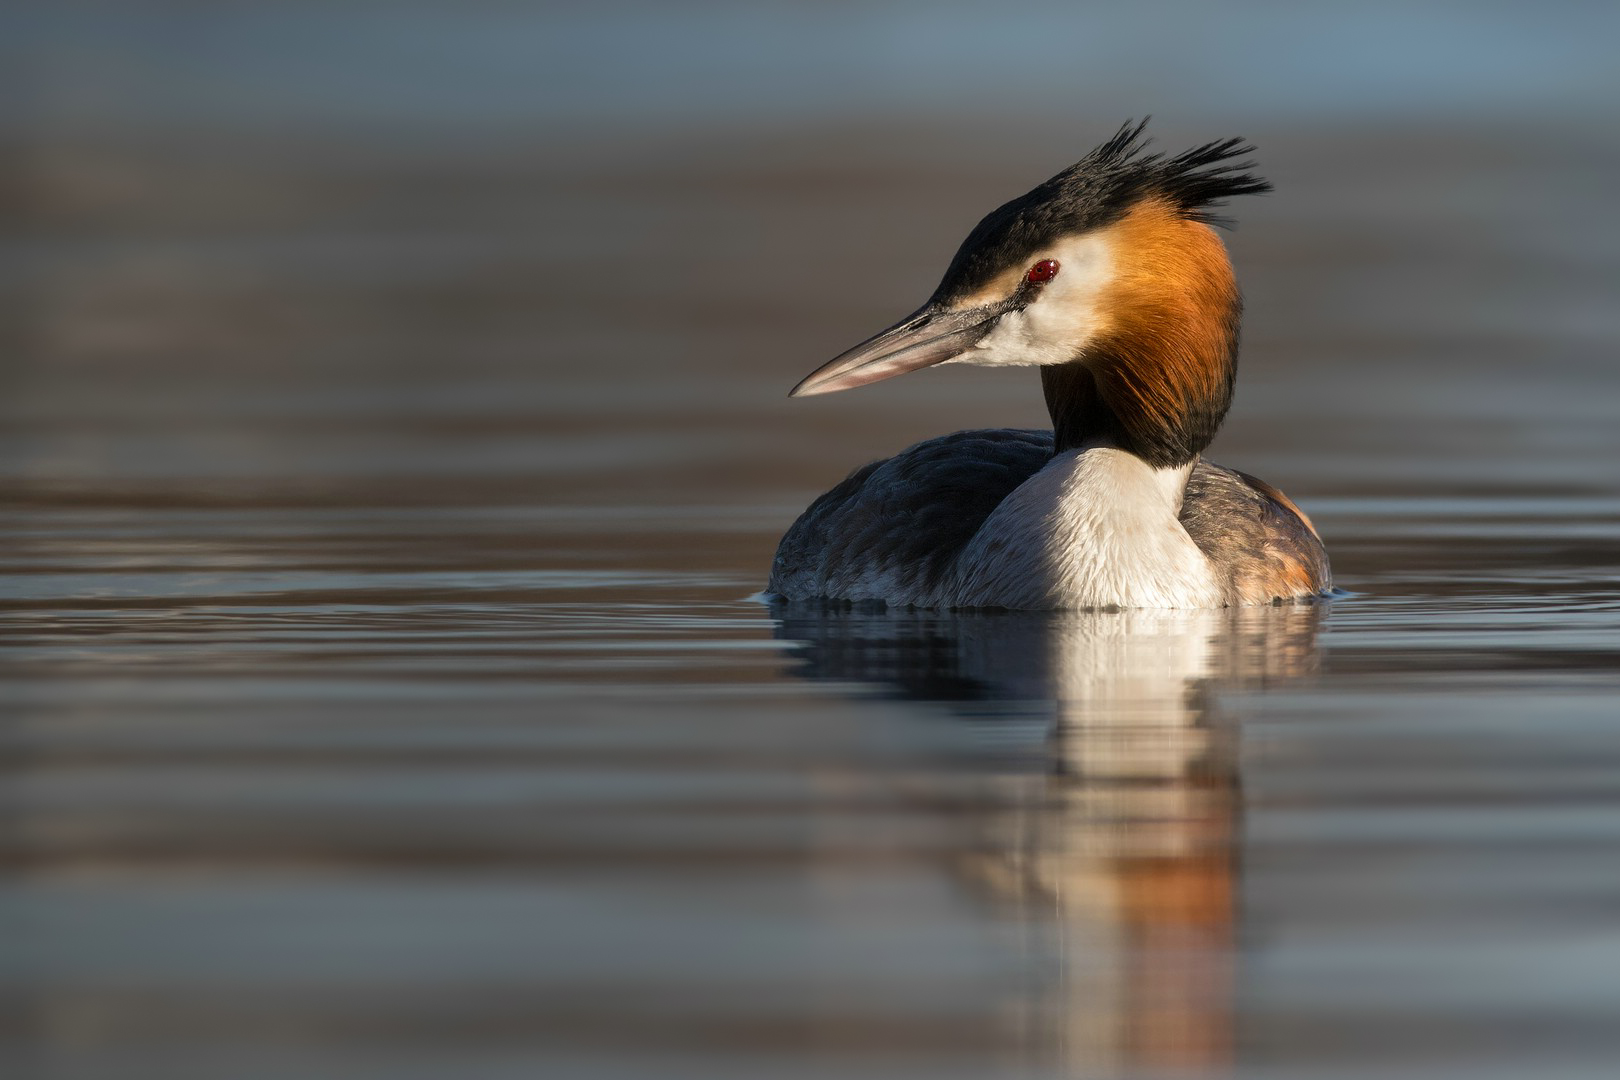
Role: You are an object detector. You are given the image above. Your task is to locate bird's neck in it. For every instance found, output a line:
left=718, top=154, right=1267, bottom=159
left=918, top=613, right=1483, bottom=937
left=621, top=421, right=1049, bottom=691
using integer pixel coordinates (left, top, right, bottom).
left=1043, top=215, right=1243, bottom=469
left=1042, top=363, right=1130, bottom=457
left=1041, top=313, right=1240, bottom=468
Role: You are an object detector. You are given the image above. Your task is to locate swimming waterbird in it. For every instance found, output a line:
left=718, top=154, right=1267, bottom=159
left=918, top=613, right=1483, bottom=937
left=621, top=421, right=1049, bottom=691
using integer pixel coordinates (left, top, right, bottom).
left=769, top=121, right=1331, bottom=609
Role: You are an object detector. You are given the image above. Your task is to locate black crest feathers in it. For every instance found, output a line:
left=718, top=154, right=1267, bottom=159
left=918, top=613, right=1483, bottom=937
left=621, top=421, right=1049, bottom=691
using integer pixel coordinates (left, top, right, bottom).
left=1076, top=118, right=1272, bottom=225
left=935, top=119, right=1271, bottom=299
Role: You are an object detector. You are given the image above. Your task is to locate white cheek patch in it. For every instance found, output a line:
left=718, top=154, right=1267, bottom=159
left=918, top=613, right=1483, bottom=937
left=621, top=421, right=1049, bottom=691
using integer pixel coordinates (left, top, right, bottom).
left=968, top=309, right=1055, bottom=367
left=948, top=233, right=1115, bottom=369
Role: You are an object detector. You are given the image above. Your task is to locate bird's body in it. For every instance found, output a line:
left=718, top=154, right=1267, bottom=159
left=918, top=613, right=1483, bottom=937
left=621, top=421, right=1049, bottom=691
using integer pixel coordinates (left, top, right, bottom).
left=768, top=122, right=1331, bottom=610
left=771, top=428, right=1327, bottom=609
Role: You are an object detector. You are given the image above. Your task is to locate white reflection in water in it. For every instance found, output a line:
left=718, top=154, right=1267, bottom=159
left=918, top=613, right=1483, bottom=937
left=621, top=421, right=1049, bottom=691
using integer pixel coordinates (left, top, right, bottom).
left=773, top=602, right=1323, bottom=1073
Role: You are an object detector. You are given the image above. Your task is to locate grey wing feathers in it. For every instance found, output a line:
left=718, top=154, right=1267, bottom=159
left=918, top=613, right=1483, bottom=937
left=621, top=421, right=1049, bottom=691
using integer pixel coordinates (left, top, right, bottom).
left=1181, top=460, right=1332, bottom=603
left=769, top=429, right=1054, bottom=602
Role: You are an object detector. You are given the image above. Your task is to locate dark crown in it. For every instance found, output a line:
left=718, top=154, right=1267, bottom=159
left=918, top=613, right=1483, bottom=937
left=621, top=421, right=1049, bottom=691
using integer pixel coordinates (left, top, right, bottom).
left=935, top=119, right=1272, bottom=300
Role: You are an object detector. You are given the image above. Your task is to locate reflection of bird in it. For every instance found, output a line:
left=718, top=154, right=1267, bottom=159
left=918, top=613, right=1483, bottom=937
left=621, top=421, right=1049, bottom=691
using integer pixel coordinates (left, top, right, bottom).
left=770, top=121, right=1331, bottom=610
left=771, top=602, right=1325, bottom=1073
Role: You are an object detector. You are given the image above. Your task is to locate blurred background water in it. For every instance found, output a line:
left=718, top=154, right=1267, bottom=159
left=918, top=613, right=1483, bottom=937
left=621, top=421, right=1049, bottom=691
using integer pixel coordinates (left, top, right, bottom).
left=3, top=3, right=1620, bottom=1078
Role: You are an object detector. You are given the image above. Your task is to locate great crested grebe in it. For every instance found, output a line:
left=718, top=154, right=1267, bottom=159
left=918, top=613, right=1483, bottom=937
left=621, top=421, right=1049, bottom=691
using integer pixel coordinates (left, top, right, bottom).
left=768, top=121, right=1331, bottom=610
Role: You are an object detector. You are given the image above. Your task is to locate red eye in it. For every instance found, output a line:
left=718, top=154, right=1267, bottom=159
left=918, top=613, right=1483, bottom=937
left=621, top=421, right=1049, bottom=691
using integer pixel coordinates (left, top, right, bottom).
left=1026, top=259, right=1060, bottom=285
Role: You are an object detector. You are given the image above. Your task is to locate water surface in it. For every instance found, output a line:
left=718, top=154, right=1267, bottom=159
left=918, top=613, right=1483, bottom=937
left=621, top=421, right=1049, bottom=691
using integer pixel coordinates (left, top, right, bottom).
left=5, top=7, right=1620, bottom=1078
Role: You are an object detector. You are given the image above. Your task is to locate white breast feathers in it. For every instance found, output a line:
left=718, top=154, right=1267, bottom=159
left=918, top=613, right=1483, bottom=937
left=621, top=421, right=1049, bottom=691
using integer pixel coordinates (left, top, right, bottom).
left=947, top=447, right=1223, bottom=609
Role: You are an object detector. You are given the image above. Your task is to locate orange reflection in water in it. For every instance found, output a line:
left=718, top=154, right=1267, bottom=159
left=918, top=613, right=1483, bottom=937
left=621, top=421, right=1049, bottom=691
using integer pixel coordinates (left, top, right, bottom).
left=777, top=603, right=1321, bottom=1073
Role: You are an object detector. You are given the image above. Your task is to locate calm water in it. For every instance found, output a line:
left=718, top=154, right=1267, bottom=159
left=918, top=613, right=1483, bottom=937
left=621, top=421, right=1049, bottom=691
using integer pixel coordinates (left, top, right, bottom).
left=6, top=5, right=1620, bottom=1079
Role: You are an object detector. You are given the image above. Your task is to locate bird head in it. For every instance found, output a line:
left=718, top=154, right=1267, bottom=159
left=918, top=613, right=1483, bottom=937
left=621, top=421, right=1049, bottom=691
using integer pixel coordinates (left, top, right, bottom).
left=790, top=120, right=1271, bottom=402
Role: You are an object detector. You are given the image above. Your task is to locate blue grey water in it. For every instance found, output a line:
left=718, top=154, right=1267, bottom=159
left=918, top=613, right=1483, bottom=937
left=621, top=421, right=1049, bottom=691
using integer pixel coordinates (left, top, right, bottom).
left=3, top=4, right=1620, bottom=1078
